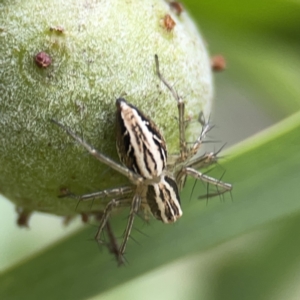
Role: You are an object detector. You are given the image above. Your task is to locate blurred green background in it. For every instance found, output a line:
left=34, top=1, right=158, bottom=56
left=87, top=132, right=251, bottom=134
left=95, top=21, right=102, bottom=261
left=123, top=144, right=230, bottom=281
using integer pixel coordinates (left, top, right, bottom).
left=1, top=0, right=300, bottom=299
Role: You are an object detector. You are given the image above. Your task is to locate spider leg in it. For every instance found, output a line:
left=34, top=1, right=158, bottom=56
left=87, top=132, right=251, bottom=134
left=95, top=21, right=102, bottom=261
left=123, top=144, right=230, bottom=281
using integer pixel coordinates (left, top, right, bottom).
left=119, top=194, right=142, bottom=257
left=94, top=196, right=133, bottom=248
left=154, top=54, right=188, bottom=159
left=185, top=151, right=218, bottom=170
left=190, top=114, right=212, bottom=157
left=105, top=220, right=125, bottom=266
left=182, top=167, right=232, bottom=194
left=59, top=186, right=134, bottom=202
left=51, top=119, right=143, bottom=185
left=198, top=189, right=232, bottom=200
left=198, top=170, right=233, bottom=200
left=94, top=193, right=142, bottom=261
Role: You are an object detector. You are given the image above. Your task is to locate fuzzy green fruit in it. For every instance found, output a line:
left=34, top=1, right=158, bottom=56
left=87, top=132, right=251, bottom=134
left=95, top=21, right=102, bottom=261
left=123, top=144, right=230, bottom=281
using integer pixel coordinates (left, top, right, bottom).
left=0, top=0, right=213, bottom=219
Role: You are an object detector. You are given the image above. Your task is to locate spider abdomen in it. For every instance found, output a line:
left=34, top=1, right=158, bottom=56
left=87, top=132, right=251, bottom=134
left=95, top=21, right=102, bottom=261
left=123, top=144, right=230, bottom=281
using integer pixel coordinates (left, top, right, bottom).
left=146, top=174, right=182, bottom=223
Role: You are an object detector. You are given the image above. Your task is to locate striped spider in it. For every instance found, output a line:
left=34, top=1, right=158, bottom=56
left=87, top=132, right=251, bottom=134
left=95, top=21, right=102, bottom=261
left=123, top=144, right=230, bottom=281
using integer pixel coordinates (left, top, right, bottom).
left=52, top=55, right=232, bottom=264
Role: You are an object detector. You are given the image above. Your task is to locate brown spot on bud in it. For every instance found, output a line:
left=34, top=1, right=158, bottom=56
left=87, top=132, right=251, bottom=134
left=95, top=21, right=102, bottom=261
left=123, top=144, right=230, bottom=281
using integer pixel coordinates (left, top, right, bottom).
left=16, top=207, right=32, bottom=228
left=35, top=51, right=52, bottom=68
left=163, top=14, right=176, bottom=32
left=169, top=2, right=184, bottom=16
left=211, top=55, right=226, bottom=72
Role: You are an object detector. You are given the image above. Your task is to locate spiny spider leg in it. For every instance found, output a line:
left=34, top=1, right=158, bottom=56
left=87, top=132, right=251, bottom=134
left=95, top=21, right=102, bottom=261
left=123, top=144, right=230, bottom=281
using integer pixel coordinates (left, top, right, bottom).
left=154, top=54, right=187, bottom=160
left=185, top=148, right=220, bottom=170
left=183, top=167, right=232, bottom=192
left=51, top=119, right=143, bottom=185
left=175, top=150, right=219, bottom=191
left=94, top=197, right=131, bottom=243
left=190, top=115, right=213, bottom=157
left=176, top=145, right=232, bottom=193
left=105, top=220, right=125, bottom=266
left=119, top=194, right=142, bottom=257
left=185, top=144, right=228, bottom=173
left=94, top=199, right=118, bottom=243
left=198, top=171, right=233, bottom=200
left=59, top=186, right=134, bottom=202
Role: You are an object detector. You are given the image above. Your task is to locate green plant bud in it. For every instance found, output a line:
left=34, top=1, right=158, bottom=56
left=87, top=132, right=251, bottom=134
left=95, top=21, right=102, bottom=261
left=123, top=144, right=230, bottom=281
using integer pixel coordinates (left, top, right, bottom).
left=0, top=0, right=213, bottom=219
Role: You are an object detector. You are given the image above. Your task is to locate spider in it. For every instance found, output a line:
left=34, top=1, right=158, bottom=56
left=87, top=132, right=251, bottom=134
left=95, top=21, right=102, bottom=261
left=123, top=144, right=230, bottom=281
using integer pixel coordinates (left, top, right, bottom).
left=51, top=55, right=232, bottom=264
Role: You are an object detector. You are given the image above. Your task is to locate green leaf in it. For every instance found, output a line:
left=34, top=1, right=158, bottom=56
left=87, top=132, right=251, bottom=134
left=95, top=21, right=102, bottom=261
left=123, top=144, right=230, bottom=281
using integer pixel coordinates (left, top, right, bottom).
left=0, top=111, right=299, bottom=300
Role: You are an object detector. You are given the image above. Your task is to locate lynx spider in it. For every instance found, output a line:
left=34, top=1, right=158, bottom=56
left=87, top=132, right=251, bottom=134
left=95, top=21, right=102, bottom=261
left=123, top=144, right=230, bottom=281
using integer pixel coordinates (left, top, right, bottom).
left=51, top=55, right=232, bottom=264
